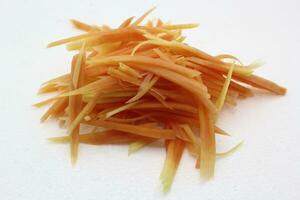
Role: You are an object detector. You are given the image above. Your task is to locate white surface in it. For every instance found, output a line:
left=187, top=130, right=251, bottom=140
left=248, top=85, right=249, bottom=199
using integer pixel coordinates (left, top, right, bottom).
left=0, top=0, right=299, bottom=199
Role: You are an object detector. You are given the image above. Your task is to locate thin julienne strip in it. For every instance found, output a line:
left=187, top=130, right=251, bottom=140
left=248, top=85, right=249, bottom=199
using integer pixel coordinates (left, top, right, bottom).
left=160, top=139, right=185, bottom=192
left=69, top=43, right=86, bottom=165
left=70, top=19, right=93, bottom=32
left=128, top=138, right=157, bottom=155
left=198, top=103, right=216, bottom=179
left=215, top=63, right=235, bottom=112
left=69, top=56, right=81, bottom=165
left=105, top=100, right=143, bottom=119
left=119, top=16, right=135, bottom=28
left=84, top=120, right=175, bottom=139
left=162, top=23, right=199, bottom=30
left=66, top=28, right=145, bottom=51
left=48, top=27, right=144, bottom=48
left=131, top=7, right=157, bottom=26
left=49, top=130, right=148, bottom=145
left=233, top=74, right=286, bottom=95
left=47, top=32, right=100, bottom=48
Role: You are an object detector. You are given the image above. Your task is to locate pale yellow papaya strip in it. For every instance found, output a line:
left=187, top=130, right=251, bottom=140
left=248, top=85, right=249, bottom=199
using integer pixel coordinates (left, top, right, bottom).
left=49, top=27, right=144, bottom=49
left=215, top=63, right=235, bottom=112
left=119, top=16, right=135, bottom=28
left=128, top=138, right=157, bottom=155
left=233, top=74, right=286, bottom=95
left=70, top=19, right=93, bottom=32
left=69, top=50, right=86, bottom=165
left=49, top=130, right=146, bottom=145
left=132, top=7, right=156, bottom=26
left=105, top=100, right=142, bottom=119
left=162, top=23, right=199, bottom=30
left=198, top=104, right=216, bottom=179
left=160, top=139, right=185, bottom=192
left=47, top=32, right=99, bottom=48
left=85, top=120, right=175, bottom=139
left=216, top=141, right=243, bottom=157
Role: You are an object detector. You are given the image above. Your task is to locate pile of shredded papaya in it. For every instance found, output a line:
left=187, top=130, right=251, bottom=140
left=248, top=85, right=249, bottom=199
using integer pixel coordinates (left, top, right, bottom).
left=35, top=7, right=286, bottom=192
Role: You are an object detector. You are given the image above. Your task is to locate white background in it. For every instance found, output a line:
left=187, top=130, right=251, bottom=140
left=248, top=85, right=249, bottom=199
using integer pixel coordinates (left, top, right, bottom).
left=0, top=0, right=299, bottom=199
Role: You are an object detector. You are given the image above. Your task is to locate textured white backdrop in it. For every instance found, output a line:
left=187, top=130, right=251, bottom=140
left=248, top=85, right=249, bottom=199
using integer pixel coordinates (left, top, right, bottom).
left=0, top=0, right=299, bottom=199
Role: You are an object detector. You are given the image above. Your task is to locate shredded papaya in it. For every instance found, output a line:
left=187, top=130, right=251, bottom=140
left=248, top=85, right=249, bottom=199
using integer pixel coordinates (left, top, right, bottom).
left=36, top=7, right=286, bottom=192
